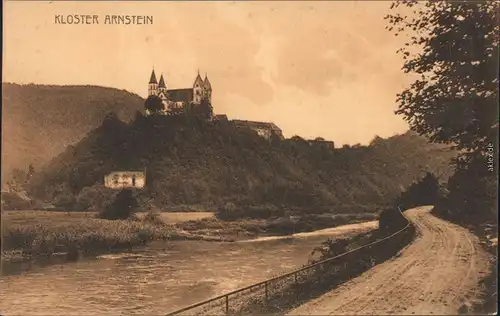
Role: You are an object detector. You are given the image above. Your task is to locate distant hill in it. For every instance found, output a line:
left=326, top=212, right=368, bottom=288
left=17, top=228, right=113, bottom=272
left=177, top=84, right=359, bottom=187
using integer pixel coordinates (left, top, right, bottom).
left=1, top=83, right=145, bottom=184
left=28, top=114, right=458, bottom=214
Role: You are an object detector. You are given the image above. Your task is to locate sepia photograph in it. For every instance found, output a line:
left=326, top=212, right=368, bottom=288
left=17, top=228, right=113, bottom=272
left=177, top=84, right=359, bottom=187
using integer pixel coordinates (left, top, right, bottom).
left=1, top=0, right=498, bottom=315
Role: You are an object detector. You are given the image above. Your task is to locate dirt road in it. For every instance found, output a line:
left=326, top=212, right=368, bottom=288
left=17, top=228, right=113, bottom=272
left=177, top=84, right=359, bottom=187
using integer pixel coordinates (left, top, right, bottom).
left=288, top=206, right=492, bottom=315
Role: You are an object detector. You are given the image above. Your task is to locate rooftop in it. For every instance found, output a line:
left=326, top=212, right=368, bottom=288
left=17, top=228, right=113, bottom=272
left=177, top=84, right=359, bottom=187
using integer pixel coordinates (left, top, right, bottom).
left=232, top=119, right=282, bottom=131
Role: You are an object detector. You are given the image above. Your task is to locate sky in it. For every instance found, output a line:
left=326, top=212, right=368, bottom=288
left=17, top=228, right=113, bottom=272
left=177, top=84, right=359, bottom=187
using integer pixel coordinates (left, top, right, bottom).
left=3, top=1, right=414, bottom=145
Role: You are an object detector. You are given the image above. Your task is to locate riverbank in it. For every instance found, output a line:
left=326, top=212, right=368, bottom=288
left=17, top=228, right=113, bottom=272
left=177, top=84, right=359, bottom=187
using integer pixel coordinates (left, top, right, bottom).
left=1, top=211, right=228, bottom=264
left=176, top=213, right=379, bottom=240
left=1, top=227, right=380, bottom=315
left=2, top=211, right=379, bottom=265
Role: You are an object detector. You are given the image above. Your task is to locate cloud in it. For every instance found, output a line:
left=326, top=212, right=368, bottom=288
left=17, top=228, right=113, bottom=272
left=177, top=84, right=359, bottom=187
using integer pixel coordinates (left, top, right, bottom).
left=3, top=1, right=411, bottom=145
left=171, top=3, right=275, bottom=105
left=208, top=2, right=411, bottom=144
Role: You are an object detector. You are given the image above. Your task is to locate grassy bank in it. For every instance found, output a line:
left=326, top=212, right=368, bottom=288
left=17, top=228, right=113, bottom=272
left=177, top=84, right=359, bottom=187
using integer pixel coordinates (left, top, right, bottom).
left=1, top=211, right=219, bottom=262
left=177, top=213, right=379, bottom=240
left=2, top=210, right=378, bottom=264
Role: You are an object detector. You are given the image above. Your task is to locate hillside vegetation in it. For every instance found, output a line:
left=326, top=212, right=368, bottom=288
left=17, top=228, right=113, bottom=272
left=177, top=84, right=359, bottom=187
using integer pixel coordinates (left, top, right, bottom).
left=28, top=114, right=457, bottom=215
left=1, top=83, right=145, bottom=182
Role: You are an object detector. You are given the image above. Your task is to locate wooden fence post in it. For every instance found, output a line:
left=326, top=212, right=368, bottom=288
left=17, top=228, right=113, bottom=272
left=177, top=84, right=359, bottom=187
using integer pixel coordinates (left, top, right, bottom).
left=265, top=282, right=269, bottom=303
left=225, top=295, right=229, bottom=314
left=294, top=272, right=300, bottom=300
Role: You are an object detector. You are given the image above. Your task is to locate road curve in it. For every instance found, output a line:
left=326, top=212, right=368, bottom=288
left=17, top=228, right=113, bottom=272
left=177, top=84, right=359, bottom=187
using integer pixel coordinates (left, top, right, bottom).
left=287, top=206, right=492, bottom=315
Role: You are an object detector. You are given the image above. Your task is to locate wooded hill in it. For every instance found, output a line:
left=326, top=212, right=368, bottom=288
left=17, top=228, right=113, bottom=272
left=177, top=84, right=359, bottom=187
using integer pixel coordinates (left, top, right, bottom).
left=2, top=83, right=145, bottom=183
left=28, top=114, right=458, bottom=214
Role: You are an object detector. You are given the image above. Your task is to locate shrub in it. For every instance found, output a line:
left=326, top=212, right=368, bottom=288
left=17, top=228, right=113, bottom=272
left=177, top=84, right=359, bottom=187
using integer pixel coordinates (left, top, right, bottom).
left=263, top=217, right=297, bottom=235
left=435, top=153, right=497, bottom=227
left=143, top=211, right=165, bottom=226
left=1, top=192, right=36, bottom=210
left=54, top=194, right=77, bottom=210
left=76, top=184, right=118, bottom=212
left=395, top=172, right=441, bottom=210
left=311, top=238, right=350, bottom=261
left=97, top=188, right=139, bottom=220
left=216, top=202, right=239, bottom=220
left=379, top=207, right=407, bottom=235
left=216, top=203, right=287, bottom=221
left=144, top=95, right=164, bottom=115
left=243, top=205, right=286, bottom=219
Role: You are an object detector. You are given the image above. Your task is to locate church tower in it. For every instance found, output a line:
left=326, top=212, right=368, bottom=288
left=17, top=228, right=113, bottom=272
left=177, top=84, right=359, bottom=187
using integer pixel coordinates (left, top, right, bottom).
left=148, top=69, right=158, bottom=96
left=203, top=73, right=212, bottom=102
left=157, top=74, right=169, bottom=110
left=158, top=74, right=167, bottom=95
left=193, top=70, right=204, bottom=104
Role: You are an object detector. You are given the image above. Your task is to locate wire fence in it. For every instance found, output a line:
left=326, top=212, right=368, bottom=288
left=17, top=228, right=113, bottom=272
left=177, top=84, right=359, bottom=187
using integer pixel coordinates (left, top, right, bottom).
left=166, top=208, right=415, bottom=316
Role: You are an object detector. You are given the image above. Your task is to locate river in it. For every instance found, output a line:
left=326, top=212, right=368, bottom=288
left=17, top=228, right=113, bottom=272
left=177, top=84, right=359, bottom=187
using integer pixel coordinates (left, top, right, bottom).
left=0, top=221, right=377, bottom=315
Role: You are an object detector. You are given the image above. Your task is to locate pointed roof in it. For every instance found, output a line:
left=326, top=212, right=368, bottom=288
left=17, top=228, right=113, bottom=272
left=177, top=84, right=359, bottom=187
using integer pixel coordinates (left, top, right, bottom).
left=149, top=69, right=157, bottom=84
left=193, top=71, right=204, bottom=87
left=203, top=73, right=212, bottom=90
left=158, top=74, right=166, bottom=88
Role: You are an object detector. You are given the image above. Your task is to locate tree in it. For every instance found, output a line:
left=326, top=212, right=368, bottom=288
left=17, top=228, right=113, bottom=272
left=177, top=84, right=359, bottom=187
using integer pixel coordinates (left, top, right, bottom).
left=385, top=1, right=498, bottom=154
left=134, top=110, right=144, bottom=121
left=76, top=184, right=117, bottom=211
left=379, top=207, right=408, bottom=234
left=54, top=194, right=77, bottom=209
left=369, top=135, right=384, bottom=147
left=103, top=111, right=119, bottom=122
left=290, top=135, right=305, bottom=142
left=183, top=102, right=193, bottom=116
left=101, top=112, right=124, bottom=132
left=311, top=238, right=349, bottom=261
left=395, top=172, right=440, bottom=210
left=194, top=98, right=214, bottom=119
left=144, top=95, right=164, bottom=115
left=52, top=183, right=77, bottom=209
left=386, top=1, right=498, bottom=226
left=7, top=168, right=30, bottom=192
left=419, top=172, right=440, bottom=202
left=441, top=153, right=497, bottom=224
left=98, top=188, right=139, bottom=220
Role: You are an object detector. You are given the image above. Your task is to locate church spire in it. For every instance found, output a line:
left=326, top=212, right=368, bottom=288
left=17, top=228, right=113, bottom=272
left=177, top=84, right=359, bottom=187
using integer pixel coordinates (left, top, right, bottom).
left=158, top=74, right=166, bottom=88
left=149, top=69, right=157, bottom=84
left=193, top=69, right=204, bottom=87
left=203, top=73, right=212, bottom=90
